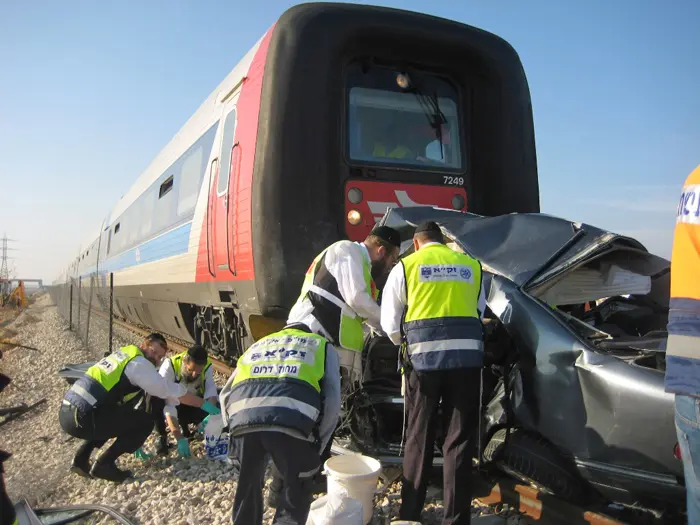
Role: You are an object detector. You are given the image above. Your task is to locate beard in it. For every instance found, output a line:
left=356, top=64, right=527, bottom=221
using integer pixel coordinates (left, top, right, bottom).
left=371, top=258, right=392, bottom=291
left=182, top=373, right=199, bottom=384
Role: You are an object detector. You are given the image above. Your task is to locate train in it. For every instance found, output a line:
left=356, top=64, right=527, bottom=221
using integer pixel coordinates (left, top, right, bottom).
left=49, top=2, right=540, bottom=365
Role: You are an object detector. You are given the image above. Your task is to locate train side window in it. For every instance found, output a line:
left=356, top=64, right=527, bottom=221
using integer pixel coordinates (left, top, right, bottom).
left=153, top=173, right=177, bottom=234
left=139, top=189, right=154, bottom=239
left=159, top=176, right=174, bottom=199
left=346, top=64, right=464, bottom=171
left=114, top=223, right=120, bottom=235
left=177, top=144, right=204, bottom=216
left=217, top=108, right=237, bottom=196
left=107, top=230, right=112, bottom=254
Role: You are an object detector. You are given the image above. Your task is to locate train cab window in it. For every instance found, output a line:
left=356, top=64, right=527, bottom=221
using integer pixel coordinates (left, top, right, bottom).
left=346, top=64, right=463, bottom=170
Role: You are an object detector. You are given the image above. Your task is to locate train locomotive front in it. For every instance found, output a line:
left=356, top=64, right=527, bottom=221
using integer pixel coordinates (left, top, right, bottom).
left=241, top=3, right=540, bottom=356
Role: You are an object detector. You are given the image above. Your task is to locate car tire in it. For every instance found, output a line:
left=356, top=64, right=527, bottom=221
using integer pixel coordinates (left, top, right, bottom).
left=483, top=428, right=589, bottom=504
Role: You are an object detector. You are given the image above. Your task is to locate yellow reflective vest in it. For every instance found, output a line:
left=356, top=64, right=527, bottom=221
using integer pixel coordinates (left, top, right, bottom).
left=225, top=327, right=327, bottom=437
left=64, top=345, right=144, bottom=413
left=401, top=244, right=484, bottom=371
left=291, top=241, right=379, bottom=352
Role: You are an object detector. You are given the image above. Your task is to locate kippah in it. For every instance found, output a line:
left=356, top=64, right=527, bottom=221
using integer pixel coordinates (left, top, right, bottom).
left=414, top=221, right=442, bottom=235
left=370, top=226, right=401, bottom=249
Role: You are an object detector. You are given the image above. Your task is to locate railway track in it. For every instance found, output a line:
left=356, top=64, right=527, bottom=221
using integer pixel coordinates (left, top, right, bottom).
left=87, top=308, right=235, bottom=376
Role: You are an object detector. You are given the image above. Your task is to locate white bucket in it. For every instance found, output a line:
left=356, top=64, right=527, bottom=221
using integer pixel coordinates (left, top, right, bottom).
left=323, top=455, right=382, bottom=525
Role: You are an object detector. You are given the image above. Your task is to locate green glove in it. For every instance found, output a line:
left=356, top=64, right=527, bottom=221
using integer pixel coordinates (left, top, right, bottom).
left=177, top=438, right=191, bottom=458
left=201, top=401, right=220, bottom=415
left=198, top=415, right=211, bottom=434
left=134, top=448, right=152, bottom=461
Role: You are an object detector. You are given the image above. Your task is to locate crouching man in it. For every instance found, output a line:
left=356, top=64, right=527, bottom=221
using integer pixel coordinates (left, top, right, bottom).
left=220, top=323, right=341, bottom=525
left=59, top=334, right=219, bottom=482
left=152, top=344, right=219, bottom=456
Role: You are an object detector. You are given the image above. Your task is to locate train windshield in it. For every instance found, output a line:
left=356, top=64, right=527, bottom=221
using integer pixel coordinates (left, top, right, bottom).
left=346, top=63, right=464, bottom=171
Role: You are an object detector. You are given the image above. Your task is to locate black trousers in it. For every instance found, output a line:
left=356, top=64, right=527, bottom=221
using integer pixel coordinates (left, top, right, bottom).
left=232, top=432, right=321, bottom=525
left=59, top=402, right=154, bottom=463
left=151, top=397, right=207, bottom=437
left=269, top=428, right=333, bottom=494
left=400, top=367, right=482, bottom=525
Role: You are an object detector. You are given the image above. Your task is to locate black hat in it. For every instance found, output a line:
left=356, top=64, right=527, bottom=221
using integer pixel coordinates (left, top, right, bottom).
left=414, top=221, right=442, bottom=235
left=369, top=225, right=401, bottom=249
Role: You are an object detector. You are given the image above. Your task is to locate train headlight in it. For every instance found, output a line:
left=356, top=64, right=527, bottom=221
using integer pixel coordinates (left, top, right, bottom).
left=452, top=194, right=465, bottom=210
left=347, top=187, right=363, bottom=204
left=396, top=73, right=411, bottom=90
left=347, top=210, right=362, bottom=225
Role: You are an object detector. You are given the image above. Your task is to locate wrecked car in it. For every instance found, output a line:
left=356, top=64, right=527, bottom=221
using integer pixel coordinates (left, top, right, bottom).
left=332, top=206, right=682, bottom=515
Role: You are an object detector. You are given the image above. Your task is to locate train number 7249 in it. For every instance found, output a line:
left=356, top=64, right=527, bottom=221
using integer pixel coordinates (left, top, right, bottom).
left=443, top=176, right=465, bottom=186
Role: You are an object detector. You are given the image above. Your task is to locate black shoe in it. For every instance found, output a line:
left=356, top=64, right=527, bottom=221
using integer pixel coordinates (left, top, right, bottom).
left=70, top=454, right=92, bottom=478
left=90, top=461, right=133, bottom=483
left=155, top=436, right=170, bottom=456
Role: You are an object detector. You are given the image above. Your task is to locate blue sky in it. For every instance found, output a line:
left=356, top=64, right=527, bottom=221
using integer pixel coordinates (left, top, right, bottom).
left=0, top=0, right=698, bottom=282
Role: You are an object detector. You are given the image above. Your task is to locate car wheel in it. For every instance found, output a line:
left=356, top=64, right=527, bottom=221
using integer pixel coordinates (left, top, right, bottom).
left=483, top=428, right=589, bottom=504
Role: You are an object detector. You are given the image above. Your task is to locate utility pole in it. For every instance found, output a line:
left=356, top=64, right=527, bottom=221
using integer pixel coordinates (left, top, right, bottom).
left=0, top=234, right=17, bottom=303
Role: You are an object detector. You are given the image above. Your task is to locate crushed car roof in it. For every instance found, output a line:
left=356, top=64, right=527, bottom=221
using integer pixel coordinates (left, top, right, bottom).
left=378, top=206, right=669, bottom=287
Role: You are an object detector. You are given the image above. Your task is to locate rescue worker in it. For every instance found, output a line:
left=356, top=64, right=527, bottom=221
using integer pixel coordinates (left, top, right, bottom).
left=264, top=226, right=401, bottom=505
left=152, top=344, right=218, bottom=456
left=59, top=333, right=221, bottom=482
left=287, top=225, right=401, bottom=352
left=380, top=221, right=486, bottom=525
left=219, top=323, right=341, bottom=525
left=665, top=163, right=700, bottom=524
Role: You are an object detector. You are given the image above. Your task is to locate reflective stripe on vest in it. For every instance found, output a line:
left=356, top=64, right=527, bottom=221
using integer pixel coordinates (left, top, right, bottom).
left=64, top=345, right=143, bottom=413
left=665, top=163, right=700, bottom=397
left=170, top=352, right=212, bottom=397
left=402, top=244, right=484, bottom=371
left=225, top=328, right=326, bottom=437
left=292, top=241, right=378, bottom=352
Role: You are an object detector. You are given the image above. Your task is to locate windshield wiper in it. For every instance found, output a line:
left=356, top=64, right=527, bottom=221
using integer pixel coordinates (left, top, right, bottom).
left=411, top=83, right=447, bottom=161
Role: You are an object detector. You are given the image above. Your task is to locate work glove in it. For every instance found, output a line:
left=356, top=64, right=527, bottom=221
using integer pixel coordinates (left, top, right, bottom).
left=177, top=438, right=191, bottom=458
left=134, top=448, right=152, bottom=461
left=198, top=415, right=211, bottom=434
left=201, top=401, right=221, bottom=416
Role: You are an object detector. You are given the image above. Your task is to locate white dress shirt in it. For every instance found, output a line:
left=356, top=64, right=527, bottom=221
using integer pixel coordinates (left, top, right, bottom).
left=380, top=242, right=487, bottom=346
left=158, top=357, right=217, bottom=418
left=287, top=240, right=383, bottom=336
left=122, top=356, right=188, bottom=404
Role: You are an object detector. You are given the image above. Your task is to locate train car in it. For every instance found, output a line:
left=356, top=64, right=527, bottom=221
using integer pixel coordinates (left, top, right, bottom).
left=49, top=2, right=540, bottom=365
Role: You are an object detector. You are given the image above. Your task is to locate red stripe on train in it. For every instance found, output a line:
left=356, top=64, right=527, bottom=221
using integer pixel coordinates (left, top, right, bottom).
left=195, top=25, right=276, bottom=283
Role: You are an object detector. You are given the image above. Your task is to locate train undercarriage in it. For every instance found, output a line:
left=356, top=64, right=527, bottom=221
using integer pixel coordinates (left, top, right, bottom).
left=190, top=305, right=248, bottom=366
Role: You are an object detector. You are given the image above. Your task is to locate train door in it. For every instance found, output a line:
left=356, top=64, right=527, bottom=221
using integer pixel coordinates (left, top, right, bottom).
left=208, top=97, right=240, bottom=277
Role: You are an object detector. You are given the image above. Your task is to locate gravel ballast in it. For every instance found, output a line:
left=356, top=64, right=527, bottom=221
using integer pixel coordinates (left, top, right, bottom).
left=0, top=294, right=519, bottom=524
